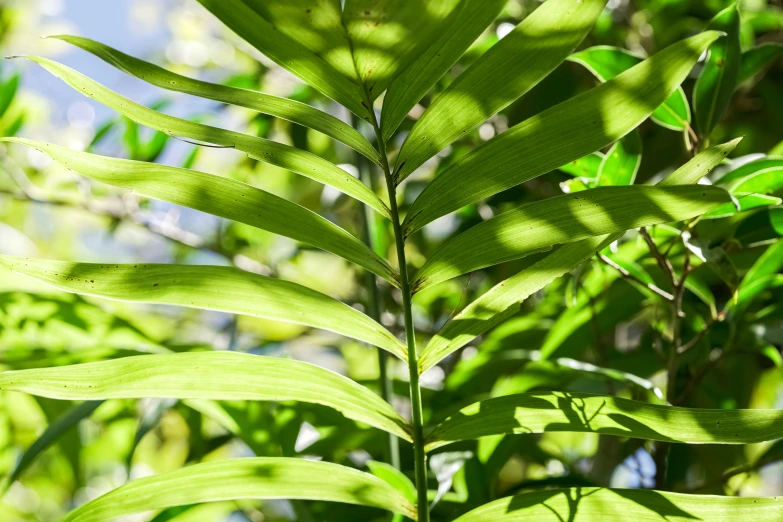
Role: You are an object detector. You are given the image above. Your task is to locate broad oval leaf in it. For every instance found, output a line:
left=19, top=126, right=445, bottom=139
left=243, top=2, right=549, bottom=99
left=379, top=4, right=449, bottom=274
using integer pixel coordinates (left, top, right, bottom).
left=2, top=138, right=398, bottom=287
left=694, top=4, right=741, bottom=138
left=418, top=138, right=741, bottom=372
left=715, top=157, right=783, bottom=194
left=454, top=487, right=783, bottom=522
left=425, top=391, right=783, bottom=451
left=344, top=0, right=460, bottom=101
left=0, top=352, right=410, bottom=440
left=61, top=457, right=417, bottom=522
left=2, top=400, right=103, bottom=492
left=195, top=0, right=370, bottom=120
left=403, top=31, right=722, bottom=235
left=596, top=130, right=642, bottom=186
left=51, top=35, right=382, bottom=165
left=20, top=56, right=391, bottom=218
left=412, top=186, right=730, bottom=292
left=739, top=42, right=783, bottom=85
left=0, top=257, right=407, bottom=360
left=568, top=45, right=691, bottom=131
left=379, top=0, right=507, bottom=141
left=393, top=0, right=607, bottom=184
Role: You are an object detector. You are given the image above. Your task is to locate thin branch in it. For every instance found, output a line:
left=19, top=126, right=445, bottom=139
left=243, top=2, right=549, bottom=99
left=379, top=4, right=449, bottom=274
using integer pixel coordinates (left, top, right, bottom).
left=640, top=227, right=677, bottom=290
left=597, top=253, right=674, bottom=301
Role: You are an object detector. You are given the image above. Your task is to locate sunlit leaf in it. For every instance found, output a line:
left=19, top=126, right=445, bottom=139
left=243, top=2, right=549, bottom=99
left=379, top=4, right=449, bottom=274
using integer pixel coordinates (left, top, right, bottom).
left=412, top=186, right=730, bottom=292
left=380, top=0, right=507, bottom=140
left=702, top=193, right=781, bottom=219
left=738, top=42, right=783, bottom=85
left=0, top=257, right=407, bottom=359
left=61, top=457, right=417, bottom=522
left=394, top=0, right=607, bottom=183
left=715, top=157, right=783, bottom=195
left=367, top=460, right=417, bottom=504
left=596, top=131, right=642, bottom=186
left=2, top=138, right=398, bottom=286
left=0, top=352, right=411, bottom=440
left=454, top=487, right=783, bottom=522
left=568, top=45, right=691, bottom=131
left=195, top=0, right=371, bottom=120
left=52, top=35, right=382, bottom=164
left=404, top=31, right=722, bottom=234
left=19, top=56, right=391, bottom=218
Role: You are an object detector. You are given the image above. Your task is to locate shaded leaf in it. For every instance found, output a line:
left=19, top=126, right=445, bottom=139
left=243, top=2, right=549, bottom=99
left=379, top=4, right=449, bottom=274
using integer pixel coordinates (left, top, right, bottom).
left=738, top=42, right=783, bottom=85
left=0, top=352, right=411, bottom=440
left=715, top=157, right=783, bottom=195
left=596, top=131, right=642, bottom=186
left=694, top=4, right=741, bottom=137
left=0, top=257, right=407, bottom=359
left=702, top=193, right=781, bottom=219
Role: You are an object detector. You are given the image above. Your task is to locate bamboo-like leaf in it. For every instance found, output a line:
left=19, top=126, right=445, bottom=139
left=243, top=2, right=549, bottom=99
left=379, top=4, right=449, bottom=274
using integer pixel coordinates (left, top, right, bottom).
left=739, top=42, right=783, bottom=85
left=733, top=239, right=783, bottom=314
left=393, top=0, right=607, bottom=184
left=195, top=0, right=370, bottom=120
left=715, top=157, right=783, bottom=194
left=412, top=186, right=730, bottom=292
left=50, top=35, right=381, bottom=164
left=454, top=487, right=783, bottom=522
left=18, top=56, right=390, bottom=218
left=703, top=193, right=781, bottom=219
left=694, top=4, right=741, bottom=137
left=659, top=138, right=741, bottom=186
left=0, top=258, right=407, bottom=360
left=379, top=0, right=507, bottom=141
left=425, top=391, right=783, bottom=451
left=418, top=138, right=741, bottom=372
left=367, top=461, right=417, bottom=504
left=60, top=457, right=417, bottom=522
left=404, top=31, right=722, bottom=235
left=596, top=131, right=642, bottom=186
left=2, top=400, right=103, bottom=492
left=0, top=352, right=411, bottom=440
left=558, top=152, right=605, bottom=179
left=1, top=138, right=398, bottom=286
left=343, top=0, right=461, bottom=102
left=568, top=46, right=691, bottom=131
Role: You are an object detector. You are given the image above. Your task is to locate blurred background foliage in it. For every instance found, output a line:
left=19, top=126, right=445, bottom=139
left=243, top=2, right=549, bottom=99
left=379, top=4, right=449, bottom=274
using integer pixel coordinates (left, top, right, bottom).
left=0, top=0, right=781, bottom=520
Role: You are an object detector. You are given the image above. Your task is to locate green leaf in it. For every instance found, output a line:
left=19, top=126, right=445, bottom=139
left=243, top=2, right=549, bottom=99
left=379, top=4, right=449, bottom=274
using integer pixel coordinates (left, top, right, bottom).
left=379, top=0, right=507, bottom=141
left=195, top=0, right=370, bottom=120
left=702, top=193, right=781, bottom=219
left=19, top=56, right=391, bottom=219
left=367, top=460, right=417, bottom=504
left=411, top=186, right=730, bottom=292
left=1, top=400, right=103, bottom=492
left=51, top=35, right=382, bottom=165
left=0, top=73, right=19, bottom=119
left=344, top=0, right=461, bottom=101
left=734, top=239, right=783, bottom=313
left=568, top=46, right=691, bottom=131
left=454, top=487, right=783, bottom=522
left=658, top=138, right=741, bottom=186
left=0, top=258, right=407, bottom=360
left=596, top=131, right=642, bottom=186
left=418, top=233, right=618, bottom=373
left=403, top=31, right=722, bottom=235
left=1, top=138, right=398, bottom=287
left=393, top=0, right=607, bottom=184
left=738, top=42, right=783, bottom=85
left=425, top=391, right=783, bottom=451
left=558, top=152, right=604, bottom=179
left=61, top=457, right=417, bottom=522
left=694, top=4, right=741, bottom=137
left=715, top=157, right=783, bottom=195
left=418, top=137, right=739, bottom=372
left=0, top=352, right=411, bottom=440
